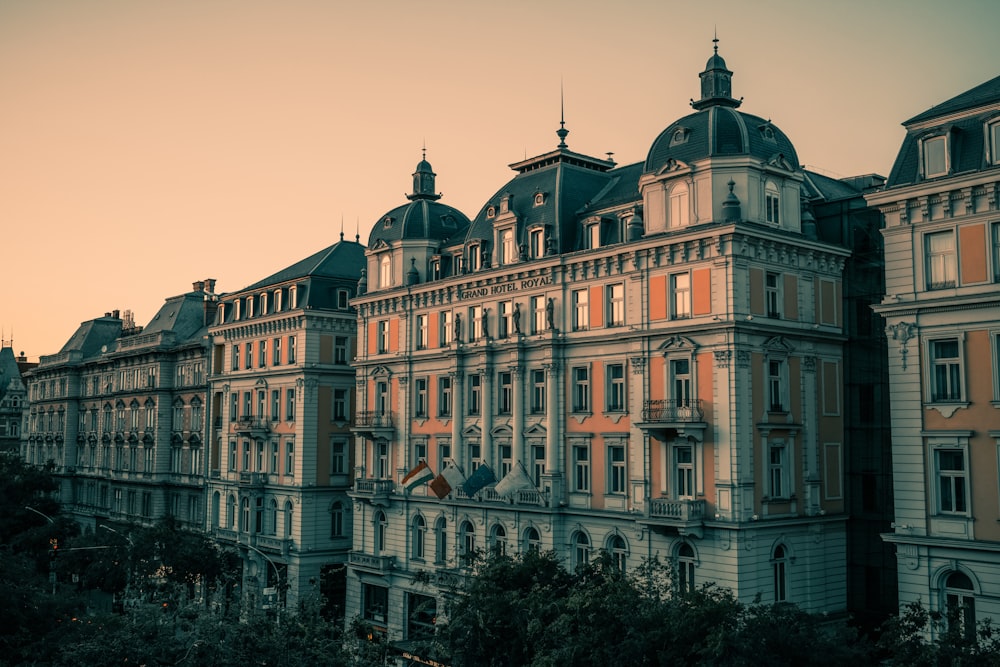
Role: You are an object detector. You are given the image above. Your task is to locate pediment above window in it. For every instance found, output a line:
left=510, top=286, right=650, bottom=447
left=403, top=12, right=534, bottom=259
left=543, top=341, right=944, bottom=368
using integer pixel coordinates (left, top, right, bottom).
left=659, top=335, right=698, bottom=352
left=763, top=335, right=794, bottom=354
left=370, top=365, right=392, bottom=378
left=657, top=158, right=691, bottom=175
left=766, top=153, right=794, bottom=171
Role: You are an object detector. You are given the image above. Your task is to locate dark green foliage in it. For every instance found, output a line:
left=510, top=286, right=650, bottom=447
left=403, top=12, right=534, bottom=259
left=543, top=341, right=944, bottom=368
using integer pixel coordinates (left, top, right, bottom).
left=877, top=600, right=1000, bottom=666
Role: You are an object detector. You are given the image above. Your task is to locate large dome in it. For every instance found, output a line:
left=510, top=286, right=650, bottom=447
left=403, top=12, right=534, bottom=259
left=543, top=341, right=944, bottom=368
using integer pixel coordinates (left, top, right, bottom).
left=367, top=199, right=470, bottom=246
left=645, top=106, right=799, bottom=175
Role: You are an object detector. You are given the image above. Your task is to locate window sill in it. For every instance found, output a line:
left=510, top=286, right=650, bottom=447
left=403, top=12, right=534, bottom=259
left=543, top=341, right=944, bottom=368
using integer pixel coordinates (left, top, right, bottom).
left=924, top=401, right=969, bottom=418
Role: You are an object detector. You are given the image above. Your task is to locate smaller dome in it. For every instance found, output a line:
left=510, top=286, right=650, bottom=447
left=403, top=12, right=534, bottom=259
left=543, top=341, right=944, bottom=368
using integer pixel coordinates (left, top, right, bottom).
left=706, top=52, right=728, bottom=71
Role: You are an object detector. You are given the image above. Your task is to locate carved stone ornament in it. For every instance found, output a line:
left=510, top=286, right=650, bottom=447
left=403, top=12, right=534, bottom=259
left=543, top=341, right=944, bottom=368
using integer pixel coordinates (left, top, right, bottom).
left=714, top=350, right=731, bottom=368
left=887, top=321, right=917, bottom=371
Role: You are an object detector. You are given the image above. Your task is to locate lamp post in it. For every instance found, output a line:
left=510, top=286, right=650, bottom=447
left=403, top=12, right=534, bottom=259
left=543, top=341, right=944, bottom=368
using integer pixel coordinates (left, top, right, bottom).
left=243, top=542, right=282, bottom=624
left=26, top=506, right=57, bottom=593
left=100, top=525, right=135, bottom=610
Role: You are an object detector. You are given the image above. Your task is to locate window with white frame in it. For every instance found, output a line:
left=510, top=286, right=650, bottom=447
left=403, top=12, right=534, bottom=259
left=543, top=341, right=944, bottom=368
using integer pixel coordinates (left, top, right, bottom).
left=606, top=363, right=625, bottom=412
left=531, top=295, right=546, bottom=334
left=438, top=376, right=452, bottom=417
left=768, top=441, right=789, bottom=499
left=532, top=444, right=545, bottom=486
left=922, top=134, right=948, bottom=178
left=498, top=443, right=512, bottom=479
left=272, top=337, right=281, bottom=365
left=670, top=358, right=692, bottom=408
left=497, top=371, right=512, bottom=414
left=286, top=388, right=296, bottom=420
left=606, top=283, right=625, bottom=327
left=440, top=311, right=453, bottom=346
left=335, top=336, right=349, bottom=364
left=572, top=532, right=591, bottom=569
left=330, top=438, right=347, bottom=474
left=468, top=374, right=481, bottom=415
left=416, top=314, right=428, bottom=349
left=669, top=183, right=689, bottom=228
left=285, top=439, right=294, bottom=476
left=273, top=289, right=283, bottom=312
left=245, top=296, right=254, bottom=319
left=337, top=288, right=350, bottom=309
left=587, top=222, right=601, bottom=250
left=524, top=526, right=541, bottom=553
left=411, top=515, right=425, bottom=559
left=468, top=442, right=481, bottom=473
left=414, top=378, right=427, bottom=417
left=608, top=535, right=628, bottom=572
left=271, top=440, right=279, bottom=473
left=925, top=230, right=957, bottom=289
left=765, top=181, right=780, bottom=224
left=287, top=335, right=297, bottom=363
left=572, top=366, right=590, bottom=412
left=530, top=369, right=545, bottom=413
left=935, top=447, right=968, bottom=514
left=674, top=443, right=694, bottom=498
left=375, top=381, right=388, bottom=416
left=289, top=285, right=298, bottom=309
left=379, top=255, right=391, bottom=288
left=990, top=120, right=1000, bottom=166
left=768, top=359, right=788, bottom=412
left=772, top=544, right=789, bottom=602
left=376, top=440, right=389, bottom=479
left=333, top=388, right=348, bottom=421
left=573, top=444, right=590, bottom=492
left=671, top=272, right=690, bottom=319
left=572, top=289, right=589, bottom=331
left=765, top=272, right=781, bottom=318
left=929, top=338, right=963, bottom=402
left=469, top=305, right=483, bottom=342
left=677, top=543, right=696, bottom=593
left=944, top=571, right=977, bottom=640
left=498, top=301, right=512, bottom=339
left=529, top=227, right=545, bottom=258
left=377, top=320, right=390, bottom=353
left=500, top=228, right=516, bottom=265
left=608, top=443, right=626, bottom=494
left=467, top=244, right=481, bottom=272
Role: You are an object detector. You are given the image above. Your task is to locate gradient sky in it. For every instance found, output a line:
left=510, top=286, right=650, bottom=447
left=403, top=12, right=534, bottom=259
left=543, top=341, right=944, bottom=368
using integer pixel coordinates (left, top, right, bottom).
left=2, top=0, right=999, bottom=361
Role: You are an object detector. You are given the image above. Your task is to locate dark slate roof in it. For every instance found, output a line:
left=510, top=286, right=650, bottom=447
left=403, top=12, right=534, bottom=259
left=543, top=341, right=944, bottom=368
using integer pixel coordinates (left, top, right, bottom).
left=0, top=347, right=24, bottom=399
left=142, top=292, right=210, bottom=342
left=905, top=74, right=1000, bottom=125
left=367, top=199, right=471, bottom=247
left=582, top=161, right=644, bottom=213
left=242, top=239, right=367, bottom=292
left=645, top=107, right=799, bottom=174
left=887, top=114, right=1000, bottom=188
left=58, top=316, right=122, bottom=357
left=802, top=170, right=864, bottom=202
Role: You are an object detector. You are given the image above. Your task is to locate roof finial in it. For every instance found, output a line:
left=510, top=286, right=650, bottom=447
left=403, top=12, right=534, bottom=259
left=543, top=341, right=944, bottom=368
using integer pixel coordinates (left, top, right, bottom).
left=422, top=138, right=426, bottom=161
left=556, top=78, right=569, bottom=149
left=340, top=214, right=344, bottom=241
left=713, top=27, right=719, bottom=54
left=355, top=217, right=360, bottom=243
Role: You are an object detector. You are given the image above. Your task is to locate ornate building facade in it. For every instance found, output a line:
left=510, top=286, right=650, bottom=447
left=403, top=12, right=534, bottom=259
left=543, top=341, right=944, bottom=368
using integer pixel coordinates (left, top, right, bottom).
left=346, top=47, right=871, bottom=643
left=204, top=238, right=364, bottom=613
left=867, top=74, right=1000, bottom=634
left=0, top=345, right=32, bottom=454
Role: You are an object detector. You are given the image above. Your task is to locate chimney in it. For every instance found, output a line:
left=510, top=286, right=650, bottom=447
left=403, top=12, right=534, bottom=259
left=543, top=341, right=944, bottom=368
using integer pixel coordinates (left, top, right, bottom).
left=112, top=309, right=120, bottom=319
left=193, top=280, right=205, bottom=292
left=204, top=278, right=216, bottom=293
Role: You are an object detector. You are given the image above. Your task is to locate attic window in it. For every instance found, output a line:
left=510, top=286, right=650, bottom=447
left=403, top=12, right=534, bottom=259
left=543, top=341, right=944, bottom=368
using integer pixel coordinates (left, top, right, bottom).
left=921, top=134, right=949, bottom=178
left=669, top=127, right=690, bottom=147
left=441, top=214, right=456, bottom=228
left=987, top=117, right=1000, bottom=165
left=383, top=216, right=394, bottom=229
left=487, top=206, right=496, bottom=219
left=760, top=125, right=776, bottom=141
left=534, top=192, right=546, bottom=206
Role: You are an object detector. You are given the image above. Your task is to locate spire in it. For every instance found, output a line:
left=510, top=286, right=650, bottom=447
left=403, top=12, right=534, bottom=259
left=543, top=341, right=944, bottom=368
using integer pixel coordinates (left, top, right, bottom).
left=691, top=35, right=742, bottom=110
left=556, top=79, right=569, bottom=148
left=340, top=215, right=344, bottom=242
left=408, top=146, right=441, bottom=201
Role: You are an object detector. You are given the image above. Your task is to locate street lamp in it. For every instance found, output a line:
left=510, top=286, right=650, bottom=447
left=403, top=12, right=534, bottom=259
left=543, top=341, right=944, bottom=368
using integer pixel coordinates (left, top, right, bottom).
left=26, top=506, right=57, bottom=593
left=242, top=542, right=283, bottom=624
left=24, top=505, right=55, bottom=524
left=100, top=525, right=135, bottom=609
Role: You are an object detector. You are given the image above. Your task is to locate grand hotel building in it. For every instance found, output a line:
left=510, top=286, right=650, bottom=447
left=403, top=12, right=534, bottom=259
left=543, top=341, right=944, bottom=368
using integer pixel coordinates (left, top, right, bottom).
left=345, top=47, right=881, bottom=640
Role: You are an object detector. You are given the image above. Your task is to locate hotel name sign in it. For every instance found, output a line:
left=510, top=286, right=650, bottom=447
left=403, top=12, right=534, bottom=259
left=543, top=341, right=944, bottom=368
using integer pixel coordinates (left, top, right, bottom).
left=459, top=275, right=554, bottom=300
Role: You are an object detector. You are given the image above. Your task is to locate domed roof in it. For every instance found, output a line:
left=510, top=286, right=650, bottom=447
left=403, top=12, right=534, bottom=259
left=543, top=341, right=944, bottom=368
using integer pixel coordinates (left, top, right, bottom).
left=644, top=106, right=799, bottom=174
left=705, top=51, right=728, bottom=71
left=367, top=154, right=472, bottom=246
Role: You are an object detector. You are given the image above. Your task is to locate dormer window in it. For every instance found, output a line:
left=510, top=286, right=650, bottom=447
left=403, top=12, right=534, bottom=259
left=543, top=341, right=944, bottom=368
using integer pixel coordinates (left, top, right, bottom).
left=259, top=292, right=268, bottom=315
left=587, top=221, right=601, bottom=250
left=216, top=303, right=226, bottom=325
left=922, top=134, right=949, bottom=178
left=988, top=118, right=1000, bottom=165
left=759, top=124, right=776, bottom=141
left=273, top=289, right=283, bottom=312
left=669, top=127, right=690, bottom=147
left=233, top=299, right=241, bottom=321
left=669, top=183, right=690, bottom=228
left=468, top=244, right=481, bottom=271
left=289, top=285, right=298, bottom=309
left=487, top=206, right=496, bottom=219
left=337, top=288, right=350, bottom=309
left=245, top=296, right=254, bottom=318
left=430, top=258, right=442, bottom=280
left=533, top=192, right=546, bottom=206
left=499, top=228, right=516, bottom=265
left=765, top=181, right=780, bottom=225
left=528, top=227, right=545, bottom=259
left=379, top=255, right=392, bottom=288
left=383, top=216, right=394, bottom=229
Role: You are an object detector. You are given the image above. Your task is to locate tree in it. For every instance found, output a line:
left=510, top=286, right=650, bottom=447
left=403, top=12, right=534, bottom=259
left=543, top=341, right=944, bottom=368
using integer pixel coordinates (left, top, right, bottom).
left=877, top=601, right=1000, bottom=666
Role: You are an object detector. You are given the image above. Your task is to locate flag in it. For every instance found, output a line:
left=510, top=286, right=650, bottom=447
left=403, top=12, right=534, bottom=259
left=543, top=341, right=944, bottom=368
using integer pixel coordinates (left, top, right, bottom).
left=430, top=462, right=466, bottom=499
left=493, top=461, right=535, bottom=498
left=401, top=461, right=434, bottom=491
left=462, top=463, right=497, bottom=497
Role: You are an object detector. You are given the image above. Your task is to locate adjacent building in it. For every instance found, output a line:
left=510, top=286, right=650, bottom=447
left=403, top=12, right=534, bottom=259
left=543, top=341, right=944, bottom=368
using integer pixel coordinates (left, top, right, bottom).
left=204, top=237, right=365, bottom=613
left=0, top=345, right=32, bottom=453
left=346, top=46, right=875, bottom=644
left=867, top=74, right=1000, bottom=634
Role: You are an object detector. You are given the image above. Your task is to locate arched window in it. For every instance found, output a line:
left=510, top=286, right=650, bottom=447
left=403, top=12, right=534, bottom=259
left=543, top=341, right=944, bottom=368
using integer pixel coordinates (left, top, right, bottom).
left=944, top=571, right=976, bottom=639
left=573, top=532, right=591, bottom=570
left=765, top=181, right=780, bottom=224
left=330, top=501, right=345, bottom=538
left=374, top=510, right=387, bottom=554
left=434, top=517, right=448, bottom=564
left=284, top=500, right=293, bottom=538
left=268, top=498, right=278, bottom=536
left=227, top=494, right=237, bottom=529
left=524, top=526, right=541, bottom=553
left=411, top=515, right=426, bottom=559
left=668, top=183, right=689, bottom=228
left=490, top=524, right=507, bottom=556
left=380, top=255, right=392, bottom=288
left=211, top=491, right=220, bottom=528
left=772, top=544, right=789, bottom=602
left=240, top=497, right=250, bottom=533
left=677, top=542, right=696, bottom=593
left=608, top=535, right=627, bottom=572
left=459, top=520, right=476, bottom=560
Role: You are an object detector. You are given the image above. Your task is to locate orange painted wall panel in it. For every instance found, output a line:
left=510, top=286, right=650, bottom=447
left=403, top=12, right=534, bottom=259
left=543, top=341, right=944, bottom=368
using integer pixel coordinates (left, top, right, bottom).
left=366, top=322, right=376, bottom=355
left=959, top=223, right=988, bottom=284
left=319, top=335, right=333, bottom=364
left=590, top=285, right=604, bottom=329
left=783, top=274, right=798, bottom=321
left=389, top=318, right=399, bottom=354
left=693, top=268, right=712, bottom=315
left=649, top=275, right=667, bottom=321
left=820, top=280, right=836, bottom=325
left=428, top=312, right=439, bottom=349
left=749, top=268, right=764, bottom=315
left=648, top=356, right=665, bottom=401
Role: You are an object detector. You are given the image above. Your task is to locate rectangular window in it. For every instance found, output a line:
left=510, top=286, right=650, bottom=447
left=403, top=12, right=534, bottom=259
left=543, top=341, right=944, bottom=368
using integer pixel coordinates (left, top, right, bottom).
left=285, top=440, right=295, bottom=476
left=993, top=222, right=1000, bottom=282
left=438, top=440, right=451, bottom=466
left=768, top=360, right=786, bottom=412
left=416, top=314, right=428, bottom=349
left=229, top=441, right=237, bottom=471
left=670, top=358, right=691, bottom=407
left=572, top=289, right=589, bottom=331
left=376, top=441, right=389, bottom=479
left=499, top=443, right=512, bottom=479
left=608, top=445, right=626, bottom=494
left=287, top=335, right=297, bottom=363
left=936, top=449, right=967, bottom=513
left=333, top=388, right=348, bottom=421
left=440, top=311, right=453, bottom=346
left=529, top=227, right=545, bottom=258
left=378, top=320, right=390, bottom=353
left=286, top=389, right=296, bottom=421
left=501, top=228, right=516, bottom=264
left=530, top=369, right=545, bottom=413
left=498, top=371, right=512, bottom=414
left=606, top=363, right=625, bottom=412
left=991, top=121, right=1000, bottom=165
left=468, top=374, right=481, bottom=415
left=573, top=367, right=590, bottom=412
left=271, top=390, right=280, bottom=421
left=259, top=339, right=267, bottom=367
left=587, top=222, right=600, bottom=249
left=438, top=377, right=452, bottom=417
left=930, top=339, right=963, bottom=402
left=531, top=296, right=546, bottom=334
left=469, top=305, right=483, bottom=342
left=335, top=336, right=348, bottom=364
left=469, top=443, right=481, bottom=473
left=765, top=272, right=781, bottom=318
left=256, top=441, right=264, bottom=471
left=532, top=445, right=545, bottom=486
left=257, top=390, right=266, bottom=419
left=675, top=445, right=694, bottom=498
left=242, top=440, right=251, bottom=471
left=671, top=273, right=691, bottom=319
left=606, top=283, right=625, bottom=327
left=245, top=342, right=253, bottom=369
left=468, top=244, right=481, bottom=271
left=271, top=441, right=278, bottom=473
left=232, top=345, right=240, bottom=371
left=243, top=391, right=251, bottom=418
left=498, top=301, right=512, bottom=339
left=414, top=378, right=427, bottom=417
left=573, top=445, right=590, bottom=492
left=768, top=442, right=787, bottom=498
left=923, top=135, right=948, bottom=177
left=926, top=230, right=957, bottom=289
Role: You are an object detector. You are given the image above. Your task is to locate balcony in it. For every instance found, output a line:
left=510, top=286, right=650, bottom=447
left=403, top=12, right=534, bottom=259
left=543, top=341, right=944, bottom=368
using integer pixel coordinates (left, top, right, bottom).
left=635, top=399, right=706, bottom=442
left=349, top=478, right=395, bottom=506
left=234, top=417, right=270, bottom=438
left=351, top=411, right=395, bottom=440
left=348, top=551, right=395, bottom=574
left=642, top=498, right=706, bottom=538
left=477, top=487, right=548, bottom=507
left=254, top=535, right=290, bottom=555
left=239, top=472, right=269, bottom=488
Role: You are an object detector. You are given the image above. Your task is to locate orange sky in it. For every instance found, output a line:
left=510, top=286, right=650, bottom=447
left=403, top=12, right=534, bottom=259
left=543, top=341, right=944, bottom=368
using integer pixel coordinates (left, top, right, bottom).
left=2, top=0, right=999, bottom=361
